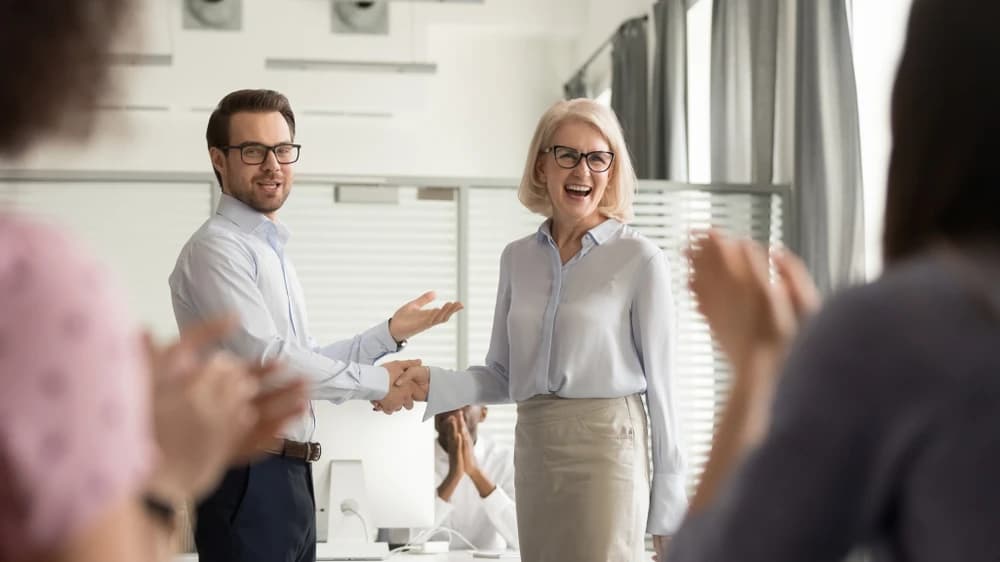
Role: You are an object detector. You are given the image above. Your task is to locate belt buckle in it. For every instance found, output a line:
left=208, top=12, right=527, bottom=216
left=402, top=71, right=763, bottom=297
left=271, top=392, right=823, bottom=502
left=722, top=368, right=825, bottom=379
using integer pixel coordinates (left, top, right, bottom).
left=307, top=442, right=322, bottom=462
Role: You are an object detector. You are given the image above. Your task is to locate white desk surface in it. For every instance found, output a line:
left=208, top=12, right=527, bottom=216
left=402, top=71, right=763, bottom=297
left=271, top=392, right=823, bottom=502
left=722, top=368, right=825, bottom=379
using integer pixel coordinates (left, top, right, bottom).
left=174, top=554, right=507, bottom=561
left=175, top=550, right=657, bottom=561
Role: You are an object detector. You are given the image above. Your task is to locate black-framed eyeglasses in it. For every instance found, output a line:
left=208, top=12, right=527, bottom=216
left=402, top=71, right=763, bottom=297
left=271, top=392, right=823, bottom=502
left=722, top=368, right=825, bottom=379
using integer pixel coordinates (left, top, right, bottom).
left=218, top=142, right=302, bottom=165
left=542, top=145, right=614, bottom=173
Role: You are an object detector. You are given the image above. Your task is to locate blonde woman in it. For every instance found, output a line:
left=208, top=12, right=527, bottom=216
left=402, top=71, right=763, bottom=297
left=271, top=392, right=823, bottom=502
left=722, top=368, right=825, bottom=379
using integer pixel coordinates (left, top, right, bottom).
left=399, top=99, right=688, bottom=561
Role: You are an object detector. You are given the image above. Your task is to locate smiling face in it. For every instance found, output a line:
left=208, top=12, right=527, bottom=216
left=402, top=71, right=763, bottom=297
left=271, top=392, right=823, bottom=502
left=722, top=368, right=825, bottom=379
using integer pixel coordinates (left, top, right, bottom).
left=210, top=111, right=295, bottom=219
left=535, top=120, right=613, bottom=230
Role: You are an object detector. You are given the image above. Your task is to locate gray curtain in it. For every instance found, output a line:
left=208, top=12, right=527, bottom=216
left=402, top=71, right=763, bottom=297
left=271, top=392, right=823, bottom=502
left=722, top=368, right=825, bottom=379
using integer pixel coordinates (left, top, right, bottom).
left=710, top=0, right=864, bottom=292
left=649, top=0, right=689, bottom=181
left=564, top=72, right=590, bottom=100
left=710, top=0, right=779, bottom=184
left=795, top=0, right=865, bottom=292
left=611, top=18, right=650, bottom=178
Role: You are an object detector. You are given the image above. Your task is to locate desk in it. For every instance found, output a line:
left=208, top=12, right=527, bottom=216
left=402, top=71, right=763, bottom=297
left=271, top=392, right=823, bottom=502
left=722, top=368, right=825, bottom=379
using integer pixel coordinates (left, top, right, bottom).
left=173, top=554, right=506, bottom=561
left=174, top=550, right=657, bottom=561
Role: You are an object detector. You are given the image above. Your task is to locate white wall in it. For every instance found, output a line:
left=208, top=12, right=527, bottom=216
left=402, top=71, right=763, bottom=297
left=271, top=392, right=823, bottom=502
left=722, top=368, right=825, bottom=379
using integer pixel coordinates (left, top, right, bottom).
left=4, top=0, right=582, bottom=179
left=852, top=0, right=913, bottom=276
left=571, top=0, right=653, bottom=93
left=575, top=0, right=653, bottom=63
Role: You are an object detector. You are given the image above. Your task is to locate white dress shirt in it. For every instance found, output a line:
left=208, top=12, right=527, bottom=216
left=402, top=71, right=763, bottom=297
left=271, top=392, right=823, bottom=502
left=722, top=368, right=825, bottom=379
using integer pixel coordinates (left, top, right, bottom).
left=424, top=218, right=688, bottom=535
left=168, top=193, right=397, bottom=441
left=415, top=435, right=518, bottom=551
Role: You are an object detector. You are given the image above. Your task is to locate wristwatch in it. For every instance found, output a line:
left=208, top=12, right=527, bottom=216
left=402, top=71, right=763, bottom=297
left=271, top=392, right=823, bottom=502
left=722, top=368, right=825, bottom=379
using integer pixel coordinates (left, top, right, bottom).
left=395, top=337, right=408, bottom=352
left=388, top=318, right=407, bottom=351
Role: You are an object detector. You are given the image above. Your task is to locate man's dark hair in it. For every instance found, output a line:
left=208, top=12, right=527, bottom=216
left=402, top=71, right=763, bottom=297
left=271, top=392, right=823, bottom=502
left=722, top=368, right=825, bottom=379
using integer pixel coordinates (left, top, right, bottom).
left=883, top=0, right=1000, bottom=264
left=0, top=0, right=131, bottom=156
left=205, top=89, right=297, bottom=188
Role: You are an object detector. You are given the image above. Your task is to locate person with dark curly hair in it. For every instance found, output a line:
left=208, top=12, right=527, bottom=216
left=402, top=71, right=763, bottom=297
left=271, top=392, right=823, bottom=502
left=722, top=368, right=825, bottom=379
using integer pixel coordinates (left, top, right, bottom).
left=0, top=1, right=129, bottom=154
left=0, top=3, right=309, bottom=562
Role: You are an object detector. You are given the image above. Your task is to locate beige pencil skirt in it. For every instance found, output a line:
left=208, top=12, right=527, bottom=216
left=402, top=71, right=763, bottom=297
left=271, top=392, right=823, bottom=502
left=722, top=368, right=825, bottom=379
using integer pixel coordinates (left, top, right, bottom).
left=514, top=394, right=650, bottom=562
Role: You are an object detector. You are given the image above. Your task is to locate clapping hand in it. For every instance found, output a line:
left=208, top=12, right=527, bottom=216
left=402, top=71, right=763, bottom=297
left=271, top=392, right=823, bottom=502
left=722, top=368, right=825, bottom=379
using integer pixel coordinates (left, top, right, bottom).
left=437, top=413, right=467, bottom=501
left=444, top=414, right=467, bottom=476
left=230, top=361, right=310, bottom=464
left=145, top=316, right=308, bottom=502
left=438, top=412, right=494, bottom=500
left=686, top=229, right=820, bottom=380
left=685, top=229, right=821, bottom=456
left=455, top=414, right=478, bottom=475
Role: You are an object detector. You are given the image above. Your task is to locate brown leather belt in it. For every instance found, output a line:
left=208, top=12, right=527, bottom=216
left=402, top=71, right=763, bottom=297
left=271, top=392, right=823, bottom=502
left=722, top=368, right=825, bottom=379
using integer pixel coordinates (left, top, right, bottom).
left=265, top=438, right=322, bottom=463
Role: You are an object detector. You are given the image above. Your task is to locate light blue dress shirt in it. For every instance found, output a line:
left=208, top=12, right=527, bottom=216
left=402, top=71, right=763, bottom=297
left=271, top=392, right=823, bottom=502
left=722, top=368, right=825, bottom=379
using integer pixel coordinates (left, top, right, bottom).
left=425, top=218, right=689, bottom=535
left=169, top=193, right=397, bottom=441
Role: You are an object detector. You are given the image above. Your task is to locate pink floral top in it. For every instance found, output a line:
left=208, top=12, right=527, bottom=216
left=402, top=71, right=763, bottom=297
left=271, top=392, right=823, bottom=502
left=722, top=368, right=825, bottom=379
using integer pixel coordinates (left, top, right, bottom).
left=0, top=214, right=153, bottom=561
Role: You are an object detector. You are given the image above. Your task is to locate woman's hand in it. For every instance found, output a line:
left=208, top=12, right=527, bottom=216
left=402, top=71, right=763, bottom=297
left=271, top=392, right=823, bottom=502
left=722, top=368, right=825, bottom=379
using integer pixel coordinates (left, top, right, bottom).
left=688, top=231, right=786, bottom=372
left=686, top=230, right=819, bottom=389
left=685, top=230, right=821, bottom=512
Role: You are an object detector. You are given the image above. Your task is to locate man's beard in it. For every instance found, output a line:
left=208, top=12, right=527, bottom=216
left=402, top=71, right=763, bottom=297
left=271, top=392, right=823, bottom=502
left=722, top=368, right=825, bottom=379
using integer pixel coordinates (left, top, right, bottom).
left=246, top=191, right=287, bottom=214
left=229, top=177, right=289, bottom=214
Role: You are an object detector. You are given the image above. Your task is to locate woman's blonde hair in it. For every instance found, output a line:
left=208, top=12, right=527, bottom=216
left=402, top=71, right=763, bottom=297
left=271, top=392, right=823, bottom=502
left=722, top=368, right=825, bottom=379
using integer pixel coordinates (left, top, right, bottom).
left=517, top=98, right=637, bottom=222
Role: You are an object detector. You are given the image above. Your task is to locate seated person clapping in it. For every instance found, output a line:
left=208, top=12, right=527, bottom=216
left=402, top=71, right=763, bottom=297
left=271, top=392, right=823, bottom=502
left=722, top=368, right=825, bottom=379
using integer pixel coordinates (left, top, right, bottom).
left=388, top=405, right=517, bottom=551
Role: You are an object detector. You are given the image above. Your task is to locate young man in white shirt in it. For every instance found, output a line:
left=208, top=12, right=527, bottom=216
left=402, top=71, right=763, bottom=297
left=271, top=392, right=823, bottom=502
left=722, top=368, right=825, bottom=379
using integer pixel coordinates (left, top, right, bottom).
left=170, top=89, right=460, bottom=562
left=413, top=405, right=518, bottom=551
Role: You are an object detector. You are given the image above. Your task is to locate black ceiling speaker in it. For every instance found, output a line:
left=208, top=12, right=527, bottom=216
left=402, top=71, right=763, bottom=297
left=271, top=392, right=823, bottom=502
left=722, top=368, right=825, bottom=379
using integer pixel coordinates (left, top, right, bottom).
left=331, top=0, right=389, bottom=35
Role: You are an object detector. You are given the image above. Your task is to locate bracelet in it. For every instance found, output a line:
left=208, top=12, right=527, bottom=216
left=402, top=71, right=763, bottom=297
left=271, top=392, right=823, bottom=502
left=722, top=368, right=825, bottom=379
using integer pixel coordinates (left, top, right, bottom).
left=142, top=493, right=178, bottom=531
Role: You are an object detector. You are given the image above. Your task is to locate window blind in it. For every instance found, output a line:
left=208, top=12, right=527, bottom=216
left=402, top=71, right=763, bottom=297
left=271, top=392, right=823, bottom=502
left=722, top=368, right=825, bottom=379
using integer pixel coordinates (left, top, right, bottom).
left=631, top=185, right=785, bottom=492
left=0, top=180, right=212, bottom=338
left=0, top=175, right=787, bottom=495
left=279, top=182, right=460, bottom=373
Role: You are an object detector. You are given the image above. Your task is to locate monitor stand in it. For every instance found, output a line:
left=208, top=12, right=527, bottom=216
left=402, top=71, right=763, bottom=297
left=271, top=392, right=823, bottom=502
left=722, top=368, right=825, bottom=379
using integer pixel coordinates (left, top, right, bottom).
left=316, top=540, right=390, bottom=561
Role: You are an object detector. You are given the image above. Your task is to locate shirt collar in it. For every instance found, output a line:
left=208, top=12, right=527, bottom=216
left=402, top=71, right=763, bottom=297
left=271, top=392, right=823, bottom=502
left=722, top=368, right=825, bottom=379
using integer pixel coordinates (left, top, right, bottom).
left=536, top=217, right=621, bottom=246
left=588, top=218, right=621, bottom=245
left=535, top=220, right=554, bottom=243
left=216, top=193, right=291, bottom=246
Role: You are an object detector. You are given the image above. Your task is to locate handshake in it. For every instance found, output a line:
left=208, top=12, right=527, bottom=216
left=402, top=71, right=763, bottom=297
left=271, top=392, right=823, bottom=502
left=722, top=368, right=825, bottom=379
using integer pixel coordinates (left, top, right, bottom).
left=371, top=359, right=431, bottom=414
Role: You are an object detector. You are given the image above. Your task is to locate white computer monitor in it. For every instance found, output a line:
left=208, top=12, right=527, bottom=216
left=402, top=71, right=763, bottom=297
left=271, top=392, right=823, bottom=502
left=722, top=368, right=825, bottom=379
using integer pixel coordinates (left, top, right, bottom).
left=311, top=398, right=435, bottom=543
